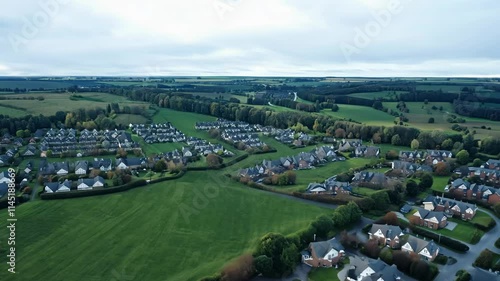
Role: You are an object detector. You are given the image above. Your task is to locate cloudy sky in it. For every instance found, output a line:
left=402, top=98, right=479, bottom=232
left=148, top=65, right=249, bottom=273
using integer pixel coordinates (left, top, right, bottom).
left=0, top=0, right=499, bottom=77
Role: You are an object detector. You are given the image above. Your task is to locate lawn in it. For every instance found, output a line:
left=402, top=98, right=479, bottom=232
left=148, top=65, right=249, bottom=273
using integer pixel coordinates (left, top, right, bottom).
left=470, top=211, right=495, bottom=228
left=307, top=266, right=342, bottom=281
left=431, top=176, right=451, bottom=193
left=114, top=114, right=149, bottom=125
left=352, top=186, right=378, bottom=196
left=0, top=171, right=334, bottom=281
left=0, top=92, right=150, bottom=116
left=320, top=105, right=395, bottom=126
left=0, top=104, right=28, bottom=117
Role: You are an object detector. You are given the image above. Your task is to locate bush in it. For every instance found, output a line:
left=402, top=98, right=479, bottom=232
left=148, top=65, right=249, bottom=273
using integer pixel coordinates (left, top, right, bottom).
left=432, top=254, right=448, bottom=265
left=455, top=269, right=471, bottom=281
left=495, top=237, right=500, bottom=249
left=380, top=247, right=393, bottom=264
left=473, top=249, right=494, bottom=270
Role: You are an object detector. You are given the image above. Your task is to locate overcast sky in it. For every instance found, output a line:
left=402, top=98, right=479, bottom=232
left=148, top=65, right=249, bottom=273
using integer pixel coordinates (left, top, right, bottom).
left=0, top=0, right=499, bottom=77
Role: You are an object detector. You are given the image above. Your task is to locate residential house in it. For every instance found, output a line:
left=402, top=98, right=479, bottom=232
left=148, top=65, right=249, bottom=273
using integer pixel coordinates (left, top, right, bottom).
left=116, top=157, right=146, bottom=170
left=391, top=160, right=432, bottom=175
left=368, top=224, right=404, bottom=248
left=44, top=180, right=72, bottom=193
left=401, top=235, right=439, bottom=261
left=0, top=182, right=8, bottom=199
left=77, top=176, right=105, bottom=190
left=446, top=179, right=500, bottom=205
left=338, top=139, right=362, bottom=152
left=399, top=150, right=426, bottom=162
left=92, top=158, right=113, bottom=171
left=39, top=160, right=55, bottom=176
left=301, top=237, right=345, bottom=267
left=465, top=167, right=500, bottom=187
left=346, top=258, right=404, bottom=281
left=411, top=207, right=448, bottom=229
left=24, top=161, right=34, bottom=174
left=182, top=147, right=192, bottom=157
left=422, top=195, right=477, bottom=220
left=354, top=146, right=380, bottom=158
left=21, top=145, right=37, bottom=157
left=0, top=171, right=11, bottom=183
left=54, top=162, right=69, bottom=176
left=400, top=204, right=413, bottom=214
left=485, top=159, right=500, bottom=170
left=75, top=161, right=88, bottom=175
left=0, top=155, right=11, bottom=166
left=352, top=171, right=387, bottom=187
left=426, top=150, right=453, bottom=165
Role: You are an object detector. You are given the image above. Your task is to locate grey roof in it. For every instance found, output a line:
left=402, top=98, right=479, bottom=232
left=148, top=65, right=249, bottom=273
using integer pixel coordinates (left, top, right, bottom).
left=0, top=182, right=8, bottom=198
left=404, top=235, right=439, bottom=255
left=310, top=238, right=344, bottom=258
left=75, top=160, right=88, bottom=171
left=370, top=224, right=404, bottom=240
left=44, top=182, right=59, bottom=192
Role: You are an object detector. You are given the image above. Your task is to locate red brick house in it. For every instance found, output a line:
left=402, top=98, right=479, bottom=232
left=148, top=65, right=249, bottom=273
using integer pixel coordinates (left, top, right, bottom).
left=301, top=238, right=345, bottom=267
left=423, top=195, right=477, bottom=220
left=368, top=224, right=404, bottom=248
left=411, top=207, right=448, bottom=230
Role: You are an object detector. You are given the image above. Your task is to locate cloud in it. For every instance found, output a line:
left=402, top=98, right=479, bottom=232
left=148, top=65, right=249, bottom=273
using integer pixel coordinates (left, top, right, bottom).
left=0, top=0, right=499, bottom=76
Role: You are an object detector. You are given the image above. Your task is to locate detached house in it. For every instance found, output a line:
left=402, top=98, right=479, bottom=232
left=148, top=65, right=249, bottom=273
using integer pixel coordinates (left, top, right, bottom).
left=22, top=145, right=37, bottom=157
left=401, top=235, right=439, bottom=261
left=391, top=160, right=432, bottom=175
left=368, top=224, right=404, bottom=248
left=486, top=159, right=500, bottom=170
left=0, top=171, right=12, bottom=183
left=352, top=171, right=387, bottom=187
left=116, top=157, right=146, bottom=170
left=411, top=207, right=448, bottom=229
left=426, top=150, right=453, bottom=165
left=54, top=162, right=69, bottom=176
left=77, top=176, right=105, bottom=190
left=346, top=258, right=404, bottom=281
left=301, top=237, right=345, bottom=267
left=75, top=161, right=88, bottom=175
left=446, top=179, right=500, bottom=205
left=92, top=158, right=113, bottom=171
left=338, top=139, right=362, bottom=152
left=354, top=146, right=380, bottom=158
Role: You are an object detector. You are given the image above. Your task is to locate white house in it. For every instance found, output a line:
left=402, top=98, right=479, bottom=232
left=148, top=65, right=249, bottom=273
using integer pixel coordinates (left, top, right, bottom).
left=75, top=161, right=88, bottom=175
left=77, top=176, right=105, bottom=190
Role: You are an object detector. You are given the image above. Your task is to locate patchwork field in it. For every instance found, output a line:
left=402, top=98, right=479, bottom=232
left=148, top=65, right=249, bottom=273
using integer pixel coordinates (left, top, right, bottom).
left=0, top=172, right=333, bottom=281
left=0, top=92, right=150, bottom=116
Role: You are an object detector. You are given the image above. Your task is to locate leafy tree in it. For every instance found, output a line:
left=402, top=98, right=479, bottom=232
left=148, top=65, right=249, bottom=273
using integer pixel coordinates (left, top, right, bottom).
left=391, top=134, right=401, bottom=146
left=434, top=162, right=451, bottom=176
left=16, top=129, right=24, bottom=138
left=370, top=190, right=390, bottom=211
left=456, top=150, right=470, bottom=165
left=206, top=153, right=223, bottom=168
left=331, top=104, right=339, bottom=112
left=472, top=158, right=482, bottom=167
left=311, top=215, right=334, bottom=237
left=382, top=212, right=399, bottom=226
left=255, top=233, right=298, bottom=277
left=393, top=250, right=412, bottom=272
left=455, top=269, right=471, bottom=281
left=410, top=139, right=419, bottom=150
left=363, top=239, right=381, bottom=258
left=428, top=117, right=435, bottom=123
left=441, top=138, right=454, bottom=150
left=410, top=260, right=430, bottom=280
left=153, top=160, right=167, bottom=172
left=254, top=255, right=273, bottom=276
left=380, top=247, right=393, bottom=264
left=481, top=136, right=500, bottom=155
left=385, top=150, right=399, bottom=160
left=335, top=128, right=346, bottom=138
left=473, top=249, right=493, bottom=270
left=406, top=180, right=419, bottom=197
left=493, top=203, right=500, bottom=216
left=418, top=173, right=433, bottom=190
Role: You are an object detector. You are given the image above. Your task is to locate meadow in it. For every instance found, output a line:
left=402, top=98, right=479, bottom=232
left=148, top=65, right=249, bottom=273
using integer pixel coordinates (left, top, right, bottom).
left=319, top=105, right=395, bottom=126
left=0, top=172, right=333, bottom=281
left=0, top=92, right=150, bottom=116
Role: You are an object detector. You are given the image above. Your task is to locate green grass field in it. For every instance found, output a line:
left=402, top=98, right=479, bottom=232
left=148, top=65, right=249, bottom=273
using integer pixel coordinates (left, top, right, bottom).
left=431, top=176, right=450, bottom=193
left=0, top=172, right=333, bottom=281
left=113, top=114, right=149, bottom=125
left=352, top=186, right=378, bottom=196
left=348, top=91, right=407, bottom=100
left=320, top=106, right=394, bottom=126
left=0, top=92, right=149, bottom=116
left=470, top=211, right=495, bottom=228
left=307, top=264, right=344, bottom=281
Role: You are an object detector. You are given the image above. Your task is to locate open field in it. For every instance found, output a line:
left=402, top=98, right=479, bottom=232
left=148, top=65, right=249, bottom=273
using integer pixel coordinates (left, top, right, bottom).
left=348, top=91, right=407, bottom=100
left=0, top=104, right=28, bottom=117
left=0, top=92, right=150, bottom=116
left=114, top=114, right=149, bottom=125
left=320, top=106, right=394, bottom=126
left=0, top=172, right=333, bottom=281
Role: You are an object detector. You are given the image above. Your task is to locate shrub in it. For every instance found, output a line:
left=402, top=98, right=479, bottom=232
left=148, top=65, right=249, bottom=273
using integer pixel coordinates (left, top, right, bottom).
left=495, top=237, right=500, bottom=249
left=379, top=247, right=393, bottom=264
left=432, top=254, right=448, bottom=265
left=473, top=249, right=494, bottom=270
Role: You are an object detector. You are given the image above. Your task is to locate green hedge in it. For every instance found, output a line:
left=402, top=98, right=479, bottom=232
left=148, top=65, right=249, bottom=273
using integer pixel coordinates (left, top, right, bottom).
left=40, top=179, right=147, bottom=200
left=147, top=170, right=186, bottom=184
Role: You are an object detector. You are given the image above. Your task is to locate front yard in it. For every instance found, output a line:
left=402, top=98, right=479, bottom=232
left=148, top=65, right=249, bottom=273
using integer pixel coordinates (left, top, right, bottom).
left=307, top=259, right=349, bottom=281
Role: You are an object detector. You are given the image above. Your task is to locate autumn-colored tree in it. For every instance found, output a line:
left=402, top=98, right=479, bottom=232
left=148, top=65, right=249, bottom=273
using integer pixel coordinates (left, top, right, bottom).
left=393, top=250, right=412, bottom=272
left=221, top=254, right=254, bottom=281
left=409, top=216, right=421, bottom=226
left=434, top=162, right=451, bottom=176
left=206, top=153, right=223, bottom=168
left=363, top=239, right=381, bottom=258
left=382, top=212, right=399, bottom=226
left=335, top=128, right=346, bottom=138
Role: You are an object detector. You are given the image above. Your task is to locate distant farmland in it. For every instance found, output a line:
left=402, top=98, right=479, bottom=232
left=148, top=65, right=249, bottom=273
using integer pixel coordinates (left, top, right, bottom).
left=0, top=92, right=149, bottom=116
